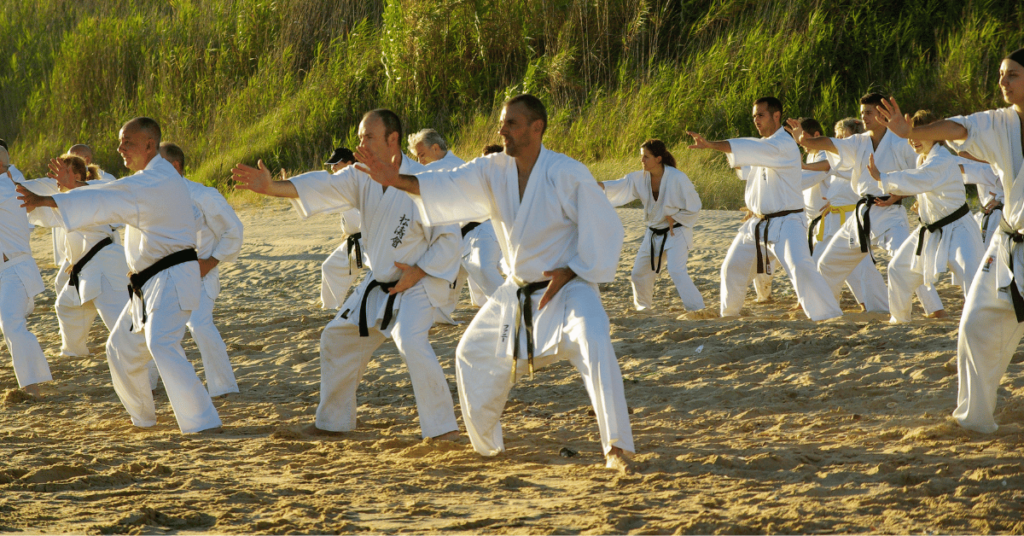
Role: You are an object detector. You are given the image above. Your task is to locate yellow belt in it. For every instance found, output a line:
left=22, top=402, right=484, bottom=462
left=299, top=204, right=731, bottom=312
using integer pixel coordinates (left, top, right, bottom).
left=817, top=203, right=858, bottom=242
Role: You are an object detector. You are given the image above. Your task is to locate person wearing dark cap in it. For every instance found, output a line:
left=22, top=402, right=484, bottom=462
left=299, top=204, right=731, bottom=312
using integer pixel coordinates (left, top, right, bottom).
left=320, top=147, right=368, bottom=309
left=878, top=48, right=1024, bottom=434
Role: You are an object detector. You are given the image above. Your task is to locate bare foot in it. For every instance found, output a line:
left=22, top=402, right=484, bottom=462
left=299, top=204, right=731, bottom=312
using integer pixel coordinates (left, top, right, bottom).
left=22, top=384, right=42, bottom=399
left=859, top=302, right=866, bottom=312
left=788, top=303, right=802, bottom=311
left=605, top=447, right=635, bottom=474
left=926, top=309, right=948, bottom=319
left=302, top=423, right=345, bottom=437
left=430, top=430, right=460, bottom=442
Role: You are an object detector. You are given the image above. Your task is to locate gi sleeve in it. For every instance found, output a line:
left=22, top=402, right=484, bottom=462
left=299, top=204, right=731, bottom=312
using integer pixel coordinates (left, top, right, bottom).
left=52, top=177, right=141, bottom=231
left=602, top=173, right=640, bottom=207
left=559, top=166, right=624, bottom=284
left=727, top=136, right=794, bottom=169
left=414, top=157, right=493, bottom=225
left=823, top=135, right=863, bottom=174
left=947, top=111, right=1003, bottom=168
left=197, top=189, right=244, bottom=263
left=415, top=221, right=461, bottom=283
left=880, top=158, right=941, bottom=196
left=289, top=168, right=361, bottom=219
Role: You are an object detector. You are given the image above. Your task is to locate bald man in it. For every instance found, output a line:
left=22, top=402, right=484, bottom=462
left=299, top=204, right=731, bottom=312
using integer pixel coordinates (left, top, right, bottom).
left=17, top=117, right=221, bottom=434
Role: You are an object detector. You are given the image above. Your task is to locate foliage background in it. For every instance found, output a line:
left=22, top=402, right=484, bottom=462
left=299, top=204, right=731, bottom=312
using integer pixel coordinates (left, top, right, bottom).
left=1, top=0, right=1021, bottom=208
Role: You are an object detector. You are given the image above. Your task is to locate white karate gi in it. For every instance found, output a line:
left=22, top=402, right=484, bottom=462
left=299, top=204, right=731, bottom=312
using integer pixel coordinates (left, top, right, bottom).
left=0, top=176, right=49, bottom=388
left=818, top=129, right=944, bottom=314
left=943, top=107, right=1024, bottom=433
left=960, top=158, right=1004, bottom=247
left=182, top=179, right=244, bottom=397
left=604, top=166, right=705, bottom=311
left=288, top=155, right=461, bottom=438
left=50, top=170, right=119, bottom=266
left=881, top=145, right=984, bottom=323
left=719, top=128, right=843, bottom=321
left=51, top=155, right=220, bottom=434
left=411, top=146, right=635, bottom=457
left=321, top=208, right=366, bottom=309
left=7, top=165, right=25, bottom=184
left=429, top=152, right=505, bottom=323
left=22, top=178, right=129, bottom=357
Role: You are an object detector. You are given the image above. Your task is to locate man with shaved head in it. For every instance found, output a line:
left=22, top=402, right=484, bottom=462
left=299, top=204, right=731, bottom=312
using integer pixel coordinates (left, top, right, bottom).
left=17, top=116, right=221, bottom=434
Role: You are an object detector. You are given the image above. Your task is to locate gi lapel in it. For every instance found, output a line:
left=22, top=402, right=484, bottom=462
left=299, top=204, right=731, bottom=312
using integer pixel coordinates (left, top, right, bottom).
left=507, top=147, right=549, bottom=270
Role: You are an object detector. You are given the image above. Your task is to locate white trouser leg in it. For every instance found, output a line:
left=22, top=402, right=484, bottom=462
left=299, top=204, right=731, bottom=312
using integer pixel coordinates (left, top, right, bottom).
left=816, top=222, right=872, bottom=305
left=886, top=234, right=923, bottom=323
left=317, top=286, right=456, bottom=437
left=186, top=285, right=238, bottom=397
left=847, top=256, right=888, bottom=312
left=94, top=276, right=130, bottom=332
left=882, top=221, right=944, bottom=315
left=665, top=238, right=705, bottom=311
left=953, top=240, right=1024, bottom=433
left=463, top=236, right=504, bottom=306
left=772, top=219, right=843, bottom=321
left=106, top=286, right=220, bottom=433
left=720, top=229, right=758, bottom=317
left=55, top=299, right=98, bottom=357
left=321, top=243, right=358, bottom=310
left=456, top=282, right=634, bottom=456
left=629, top=232, right=657, bottom=310
left=0, top=275, right=50, bottom=387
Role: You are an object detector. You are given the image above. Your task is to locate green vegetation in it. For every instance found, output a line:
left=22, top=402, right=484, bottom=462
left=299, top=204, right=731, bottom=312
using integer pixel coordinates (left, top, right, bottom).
left=1, top=0, right=1020, bottom=208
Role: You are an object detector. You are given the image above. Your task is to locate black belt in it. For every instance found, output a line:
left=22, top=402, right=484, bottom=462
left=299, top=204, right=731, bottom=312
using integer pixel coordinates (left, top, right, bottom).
left=649, top=223, right=683, bottom=273
left=68, top=237, right=113, bottom=294
left=346, top=232, right=363, bottom=274
left=998, top=219, right=1024, bottom=323
left=915, top=203, right=971, bottom=256
left=127, top=249, right=198, bottom=329
left=358, top=280, right=398, bottom=337
left=461, top=221, right=482, bottom=238
left=513, top=280, right=550, bottom=379
left=753, top=209, right=803, bottom=274
left=982, top=203, right=1004, bottom=236
left=807, top=213, right=824, bottom=254
left=854, top=195, right=891, bottom=260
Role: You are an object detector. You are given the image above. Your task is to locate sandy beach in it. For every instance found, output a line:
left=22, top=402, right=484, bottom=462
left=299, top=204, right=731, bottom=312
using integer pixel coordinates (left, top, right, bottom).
left=2, top=202, right=1023, bottom=535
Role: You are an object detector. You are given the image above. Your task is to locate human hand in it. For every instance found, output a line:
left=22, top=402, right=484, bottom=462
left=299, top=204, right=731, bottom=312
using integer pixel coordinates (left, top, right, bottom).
left=389, top=262, right=426, bottom=294
left=538, top=267, right=576, bottom=309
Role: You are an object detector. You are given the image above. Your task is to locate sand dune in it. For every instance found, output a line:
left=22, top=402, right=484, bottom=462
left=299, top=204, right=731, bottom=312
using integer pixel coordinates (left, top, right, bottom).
left=1, top=203, right=1022, bottom=534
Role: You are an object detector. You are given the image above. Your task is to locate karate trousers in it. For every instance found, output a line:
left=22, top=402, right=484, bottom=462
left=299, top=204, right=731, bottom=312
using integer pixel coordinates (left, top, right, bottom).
left=815, top=209, right=888, bottom=311
left=455, top=280, right=635, bottom=457
left=817, top=204, right=943, bottom=315
left=436, top=227, right=505, bottom=323
left=953, top=235, right=1024, bottom=433
left=721, top=214, right=842, bottom=321
left=315, top=284, right=458, bottom=438
left=55, top=272, right=128, bottom=357
left=321, top=239, right=365, bottom=310
left=106, top=279, right=221, bottom=433
left=888, top=218, right=984, bottom=323
left=0, top=272, right=50, bottom=388
left=630, top=229, right=704, bottom=311
left=185, top=276, right=238, bottom=397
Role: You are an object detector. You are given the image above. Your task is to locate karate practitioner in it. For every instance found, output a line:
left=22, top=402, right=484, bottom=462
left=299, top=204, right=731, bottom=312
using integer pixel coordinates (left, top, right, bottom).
left=356, top=94, right=635, bottom=471
left=56, top=144, right=120, bottom=267
left=409, top=129, right=505, bottom=317
left=600, top=139, right=705, bottom=312
left=688, top=97, right=843, bottom=321
left=877, top=49, right=1024, bottom=433
left=867, top=110, right=984, bottom=323
left=958, top=155, right=1004, bottom=247
left=0, top=146, right=49, bottom=398
left=319, top=148, right=367, bottom=309
left=160, top=142, right=244, bottom=397
left=20, top=154, right=129, bottom=358
left=231, top=109, right=461, bottom=440
left=17, top=117, right=221, bottom=434
left=791, top=93, right=945, bottom=317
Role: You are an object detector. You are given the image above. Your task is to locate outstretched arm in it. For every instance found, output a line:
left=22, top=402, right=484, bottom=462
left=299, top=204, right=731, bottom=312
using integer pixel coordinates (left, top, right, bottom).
left=16, top=184, right=57, bottom=210
left=785, top=118, right=838, bottom=154
left=878, top=97, right=968, bottom=141
left=687, top=131, right=732, bottom=153
left=354, top=146, right=420, bottom=195
left=232, top=160, right=299, bottom=198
